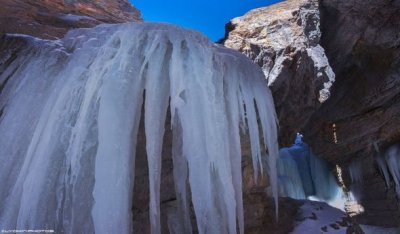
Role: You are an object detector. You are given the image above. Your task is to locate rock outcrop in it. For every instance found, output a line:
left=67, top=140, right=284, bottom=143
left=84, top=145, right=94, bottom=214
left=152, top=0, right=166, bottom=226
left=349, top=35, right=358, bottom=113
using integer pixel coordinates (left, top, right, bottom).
left=221, top=0, right=335, bottom=146
left=222, top=0, right=400, bottom=229
left=0, top=0, right=142, bottom=38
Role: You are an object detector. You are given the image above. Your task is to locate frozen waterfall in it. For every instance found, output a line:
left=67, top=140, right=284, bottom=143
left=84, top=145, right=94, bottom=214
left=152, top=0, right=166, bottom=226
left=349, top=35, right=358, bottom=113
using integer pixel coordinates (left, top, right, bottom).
left=277, top=133, right=343, bottom=209
left=0, top=22, right=279, bottom=233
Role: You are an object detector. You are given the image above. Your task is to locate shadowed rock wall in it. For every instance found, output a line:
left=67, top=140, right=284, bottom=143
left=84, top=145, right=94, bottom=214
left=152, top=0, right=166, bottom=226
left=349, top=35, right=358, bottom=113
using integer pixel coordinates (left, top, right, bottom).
left=222, top=0, right=400, bottom=228
left=306, top=0, right=400, bottom=227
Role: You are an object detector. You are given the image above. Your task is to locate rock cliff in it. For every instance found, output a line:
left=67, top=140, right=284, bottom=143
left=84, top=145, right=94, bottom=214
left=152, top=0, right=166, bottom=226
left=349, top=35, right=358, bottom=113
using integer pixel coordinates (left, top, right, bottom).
left=0, top=0, right=142, bottom=38
left=309, top=0, right=400, bottom=227
left=221, top=0, right=334, bottom=146
left=223, top=0, right=400, bottom=229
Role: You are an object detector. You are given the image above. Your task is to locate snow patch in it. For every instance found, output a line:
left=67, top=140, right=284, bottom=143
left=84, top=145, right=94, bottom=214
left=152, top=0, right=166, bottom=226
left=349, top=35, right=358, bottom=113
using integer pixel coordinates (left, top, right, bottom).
left=292, top=201, right=350, bottom=234
left=59, top=13, right=97, bottom=22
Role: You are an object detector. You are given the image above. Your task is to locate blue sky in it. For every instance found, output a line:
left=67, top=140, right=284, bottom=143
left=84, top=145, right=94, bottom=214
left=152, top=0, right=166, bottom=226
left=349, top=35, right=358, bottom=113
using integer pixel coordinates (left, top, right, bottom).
left=131, top=0, right=283, bottom=41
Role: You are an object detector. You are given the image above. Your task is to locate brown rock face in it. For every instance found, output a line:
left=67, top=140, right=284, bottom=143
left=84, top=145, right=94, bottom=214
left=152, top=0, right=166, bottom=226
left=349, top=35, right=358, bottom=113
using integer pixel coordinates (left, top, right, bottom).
left=222, top=0, right=400, bottom=229
left=222, top=0, right=335, bottom=146
left=306, top=0, right=400, bottom=227
left=0, top=0, right=142, bottom=38
left=307, top=0, right=400, bottom=163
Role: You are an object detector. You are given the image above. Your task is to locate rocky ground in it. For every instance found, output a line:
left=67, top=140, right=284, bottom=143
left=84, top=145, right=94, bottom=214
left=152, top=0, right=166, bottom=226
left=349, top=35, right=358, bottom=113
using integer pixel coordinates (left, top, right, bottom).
left=292, top=200, right=363, bottom=234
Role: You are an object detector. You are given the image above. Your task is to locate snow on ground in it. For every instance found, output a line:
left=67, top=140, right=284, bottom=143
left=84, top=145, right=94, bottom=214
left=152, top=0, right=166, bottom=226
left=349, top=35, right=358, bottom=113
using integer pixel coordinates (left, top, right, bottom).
left=291, top=200, right=351, bottom=234
left=291, top=200, right=400, bottom=234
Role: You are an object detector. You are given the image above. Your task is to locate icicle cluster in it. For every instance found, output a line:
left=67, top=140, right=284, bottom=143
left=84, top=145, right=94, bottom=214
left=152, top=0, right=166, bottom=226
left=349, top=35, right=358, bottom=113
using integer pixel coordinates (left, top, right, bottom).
left=376, top=143, right=400, bottom=198
left=0, top=22, right=279, bottom=233
left=347, top=160, right=364, bottom=201
left=348, top=160, right=363, bottom=184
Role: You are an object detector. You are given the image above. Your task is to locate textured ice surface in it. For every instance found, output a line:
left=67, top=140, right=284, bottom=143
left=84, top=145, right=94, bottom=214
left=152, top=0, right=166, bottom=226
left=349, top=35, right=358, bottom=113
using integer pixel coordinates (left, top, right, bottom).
left=0, top=22, right=279, bottom=233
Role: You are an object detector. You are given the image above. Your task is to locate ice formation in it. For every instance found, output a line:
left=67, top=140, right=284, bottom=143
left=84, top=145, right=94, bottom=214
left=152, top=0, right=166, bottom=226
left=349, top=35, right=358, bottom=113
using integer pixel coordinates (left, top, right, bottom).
left=0, top=22, right=279, bottom=233
left=347, top=160, right=364, bottom=201
left=376, top=143, right=400, bottom=197
left=348, top=160, right=363, bottom=184
left=277, top=133, right=342, bottom=208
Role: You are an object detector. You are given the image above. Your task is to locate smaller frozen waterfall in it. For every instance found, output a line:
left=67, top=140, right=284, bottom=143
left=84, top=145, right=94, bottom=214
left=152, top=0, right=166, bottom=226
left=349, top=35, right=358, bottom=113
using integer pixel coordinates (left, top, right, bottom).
left=277, top=133, right=343, bottom=208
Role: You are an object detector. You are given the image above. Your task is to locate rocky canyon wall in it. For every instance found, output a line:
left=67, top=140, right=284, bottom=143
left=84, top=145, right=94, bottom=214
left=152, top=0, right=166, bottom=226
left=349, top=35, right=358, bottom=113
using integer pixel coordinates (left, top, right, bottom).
left=222, top=0, right=400, bottom=228
left=309, top=0, right=400, bottom=227
left=221, top=0, right=334, bottom=147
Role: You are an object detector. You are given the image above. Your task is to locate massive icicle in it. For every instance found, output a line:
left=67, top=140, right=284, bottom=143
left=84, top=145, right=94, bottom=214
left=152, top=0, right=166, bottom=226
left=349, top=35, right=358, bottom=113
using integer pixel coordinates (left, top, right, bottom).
left=0, top=22, right=279, bottom=233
